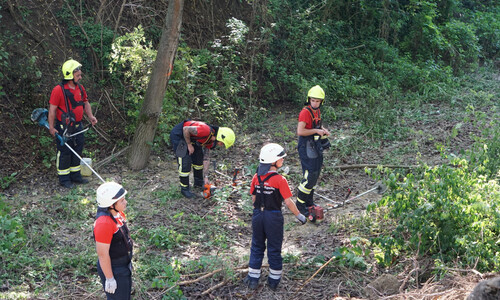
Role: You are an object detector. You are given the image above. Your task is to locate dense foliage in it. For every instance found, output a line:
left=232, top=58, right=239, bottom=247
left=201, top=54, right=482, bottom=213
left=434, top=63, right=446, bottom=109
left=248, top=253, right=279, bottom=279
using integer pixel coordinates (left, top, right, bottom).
left=0, top=0, right=498, bottom=297
left=368, top=108, right=500, bottom=272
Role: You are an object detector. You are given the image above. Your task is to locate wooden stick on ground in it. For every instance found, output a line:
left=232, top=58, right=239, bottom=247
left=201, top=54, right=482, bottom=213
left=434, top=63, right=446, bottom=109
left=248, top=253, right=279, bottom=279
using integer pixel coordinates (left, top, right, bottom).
left=178, top=268, right=223, bottom=286
left=335, top=164, right=418, bottom=170
left=201, top=279, right=230, bottom=295
left=295, top=255, right=336, bottom=294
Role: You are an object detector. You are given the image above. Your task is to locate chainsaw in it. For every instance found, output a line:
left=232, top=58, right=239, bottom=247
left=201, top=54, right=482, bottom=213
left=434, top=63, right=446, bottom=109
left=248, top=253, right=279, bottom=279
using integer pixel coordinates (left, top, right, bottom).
left=202, top=184, right=216, bottom=199
left=307, top=205, right=324, bottom=222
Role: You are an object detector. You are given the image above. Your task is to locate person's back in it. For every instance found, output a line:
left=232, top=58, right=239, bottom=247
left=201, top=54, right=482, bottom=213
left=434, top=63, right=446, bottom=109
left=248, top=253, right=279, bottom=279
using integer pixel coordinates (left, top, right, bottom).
left=244, top=143, right=306, bottom=291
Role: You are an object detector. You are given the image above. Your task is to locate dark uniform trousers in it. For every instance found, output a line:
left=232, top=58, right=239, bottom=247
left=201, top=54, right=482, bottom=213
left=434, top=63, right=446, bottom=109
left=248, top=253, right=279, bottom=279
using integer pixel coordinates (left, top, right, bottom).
left=56, top=121, right=85, bottom=184
left=97, top=255, right=132, bottom=300
left=249, top=209, right=284, bottom=276
left=296, top=136, right=324, bottom=214
left=170, top=121, right=204, bottom=188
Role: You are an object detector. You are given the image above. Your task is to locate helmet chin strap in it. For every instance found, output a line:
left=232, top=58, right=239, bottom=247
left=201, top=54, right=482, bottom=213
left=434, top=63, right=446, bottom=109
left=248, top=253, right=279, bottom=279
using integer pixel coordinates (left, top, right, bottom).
left=309, top=103, right=320, bottom=110
left=109, top=205, right=119, bottom=214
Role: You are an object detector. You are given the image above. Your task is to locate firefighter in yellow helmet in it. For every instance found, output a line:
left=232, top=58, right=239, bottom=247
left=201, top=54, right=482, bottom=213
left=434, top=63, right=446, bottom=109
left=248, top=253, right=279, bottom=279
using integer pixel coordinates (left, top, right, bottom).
left=170, top=120, right=235, bottom=198
left=295, top=85, right=331, bottom=221
left=48, top=59, right=98, bottom=188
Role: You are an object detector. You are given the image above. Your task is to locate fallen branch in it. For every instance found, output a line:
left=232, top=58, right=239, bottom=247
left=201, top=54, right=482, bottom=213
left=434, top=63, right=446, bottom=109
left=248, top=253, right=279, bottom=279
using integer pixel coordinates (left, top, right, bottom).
left=177, top=264, right=260, bottom=286
left=295, top=255, right=336, bottom=294
left=335, top=164, right=419, bottom=170
left=178, top=268, right=223, bottom=286
left=93, top=146, right=129, bottom=169
left=380, top=288, right=470, bottom=299
left=201, top=279, right=230, bottom=295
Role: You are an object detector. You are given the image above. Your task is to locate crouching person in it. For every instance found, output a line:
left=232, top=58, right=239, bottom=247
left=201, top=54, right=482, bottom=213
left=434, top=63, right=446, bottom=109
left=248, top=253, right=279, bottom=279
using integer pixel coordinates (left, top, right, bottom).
left=94, top=182, right=133, bottom=299
left=244, top=143, right=307, bottom=291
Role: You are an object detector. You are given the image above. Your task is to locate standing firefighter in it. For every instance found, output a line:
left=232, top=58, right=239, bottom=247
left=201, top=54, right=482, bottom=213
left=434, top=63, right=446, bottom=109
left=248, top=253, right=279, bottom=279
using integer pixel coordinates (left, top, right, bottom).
left=170, top=120, right=235, bottom=198
left=94, top=182, right=133, bottom=300
left=244, top=143, right=307, bottom=291
left=48, top=59, right=97, bottom=188
left=296, top=85, right=331, bottom=221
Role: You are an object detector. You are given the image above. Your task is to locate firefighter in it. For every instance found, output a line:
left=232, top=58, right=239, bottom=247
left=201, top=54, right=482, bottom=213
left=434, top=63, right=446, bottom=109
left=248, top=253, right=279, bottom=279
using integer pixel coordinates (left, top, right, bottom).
left=48, top=59, right=98, bottom=188
left=169, top=120, right=235, bottom=198
left=94, top=182, right=133, bottom=300
left=244, top=143, right=307, bottom=291
left=296, top=85, right=331, bottom=221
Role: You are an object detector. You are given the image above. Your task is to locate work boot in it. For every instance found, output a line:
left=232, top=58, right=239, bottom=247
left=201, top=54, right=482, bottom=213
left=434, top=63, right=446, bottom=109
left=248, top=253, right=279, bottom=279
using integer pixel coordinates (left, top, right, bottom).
left=243, top=275, right=259, bottom=290
left=295, top=200, right=308, bottom=215
left=268, top=278, right=280, bottom=291
left=60, top=181, right=75, bottom=189
left=193, top=178, right=205, bottom=190
left=181, top=186, right=195, bottom=198
left=72, top=178, right=89, bottom=184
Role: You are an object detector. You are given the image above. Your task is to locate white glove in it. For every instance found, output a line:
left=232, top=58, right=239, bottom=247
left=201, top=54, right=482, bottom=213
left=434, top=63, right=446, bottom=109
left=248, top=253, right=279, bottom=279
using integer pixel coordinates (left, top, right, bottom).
left=296, top=213, right=307, bottom=225
left=105, top=277, right=117, bottom=294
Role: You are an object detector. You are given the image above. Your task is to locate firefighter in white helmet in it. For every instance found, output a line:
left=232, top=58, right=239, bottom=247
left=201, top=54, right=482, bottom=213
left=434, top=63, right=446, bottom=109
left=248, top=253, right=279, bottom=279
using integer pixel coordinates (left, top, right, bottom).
left=244, top=143, right=306, bottom=291
left=93, top=182, right=133, bottom=299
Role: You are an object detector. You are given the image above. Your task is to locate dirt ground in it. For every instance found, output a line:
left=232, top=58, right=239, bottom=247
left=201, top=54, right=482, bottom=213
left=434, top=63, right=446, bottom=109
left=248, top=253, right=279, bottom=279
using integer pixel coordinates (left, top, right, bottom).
left=2, top=101, right=495, bottom=299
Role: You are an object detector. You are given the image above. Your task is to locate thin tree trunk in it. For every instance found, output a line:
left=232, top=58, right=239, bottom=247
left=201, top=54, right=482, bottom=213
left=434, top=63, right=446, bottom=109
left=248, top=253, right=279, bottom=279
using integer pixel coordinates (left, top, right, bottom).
left=128, top=0, right=184, bottom=170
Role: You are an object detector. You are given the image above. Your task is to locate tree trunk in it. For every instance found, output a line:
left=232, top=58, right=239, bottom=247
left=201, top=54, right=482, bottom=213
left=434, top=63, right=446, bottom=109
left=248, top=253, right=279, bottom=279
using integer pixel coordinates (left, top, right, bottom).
left=128, top=0, right=184, bottom=170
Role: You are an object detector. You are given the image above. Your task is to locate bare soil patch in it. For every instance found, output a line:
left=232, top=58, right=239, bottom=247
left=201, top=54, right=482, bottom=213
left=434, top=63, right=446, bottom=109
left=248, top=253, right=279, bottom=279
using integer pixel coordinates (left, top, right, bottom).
left=2, top=101, right=491, bottom=299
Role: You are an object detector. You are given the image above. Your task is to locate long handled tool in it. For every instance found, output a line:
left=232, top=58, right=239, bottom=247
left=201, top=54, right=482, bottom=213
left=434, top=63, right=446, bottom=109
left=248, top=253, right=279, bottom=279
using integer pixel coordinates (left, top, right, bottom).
left=317, top=182, right=387, bottom=208
left=31, top=108, right=105, bottom=183
left=344, top=181, right=386, bottom=204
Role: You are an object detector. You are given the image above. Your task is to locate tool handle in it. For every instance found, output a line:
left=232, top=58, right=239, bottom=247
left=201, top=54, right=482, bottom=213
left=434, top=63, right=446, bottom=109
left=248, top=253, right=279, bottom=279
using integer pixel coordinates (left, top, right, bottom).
left=56, top=133, right=67, bottom=146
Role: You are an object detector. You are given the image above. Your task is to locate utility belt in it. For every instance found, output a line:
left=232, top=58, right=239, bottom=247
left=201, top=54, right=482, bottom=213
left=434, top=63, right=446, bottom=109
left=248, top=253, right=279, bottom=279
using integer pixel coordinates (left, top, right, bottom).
left=255, top=206, right=281, bottom=212
left=56, top=120, right=84, bottom=138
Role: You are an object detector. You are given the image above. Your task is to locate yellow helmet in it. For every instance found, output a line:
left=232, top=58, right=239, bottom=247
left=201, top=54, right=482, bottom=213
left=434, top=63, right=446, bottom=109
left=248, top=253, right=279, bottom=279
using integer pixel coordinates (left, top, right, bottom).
left=216, top=127, right=235, bottom=149
left=307, top=85, right=325, bottom=100
left=62, top=59, right=82, bottom=80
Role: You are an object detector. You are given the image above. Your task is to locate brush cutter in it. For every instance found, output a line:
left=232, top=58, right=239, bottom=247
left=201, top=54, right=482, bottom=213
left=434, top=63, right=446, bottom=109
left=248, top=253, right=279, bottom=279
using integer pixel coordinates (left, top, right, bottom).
left=31, top=108, right=105, bottom=183
left=344, top=181, right=387, bottom=205
left=316, top=182, right=387, bottom=208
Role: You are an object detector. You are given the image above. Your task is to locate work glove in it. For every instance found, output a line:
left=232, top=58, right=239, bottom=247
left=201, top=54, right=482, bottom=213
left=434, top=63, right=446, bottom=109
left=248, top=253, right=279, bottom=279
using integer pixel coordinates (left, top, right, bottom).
left=296, top=213, right=307, bottom=225
left=105, top=277, right=117, bottom=294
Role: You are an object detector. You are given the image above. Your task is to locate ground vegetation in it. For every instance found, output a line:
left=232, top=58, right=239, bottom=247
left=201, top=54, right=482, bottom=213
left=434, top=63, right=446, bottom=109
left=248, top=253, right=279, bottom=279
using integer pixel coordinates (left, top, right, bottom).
left=0, top=0, right=498, bottom=299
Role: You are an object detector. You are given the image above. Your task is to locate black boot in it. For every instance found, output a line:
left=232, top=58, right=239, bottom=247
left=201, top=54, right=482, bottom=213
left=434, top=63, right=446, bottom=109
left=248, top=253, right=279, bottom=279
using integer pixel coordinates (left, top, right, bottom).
left=60, top=181, right=75, bottom=189
left=295, top=200, right=308, bottom=215
left=181, top=186, right=195, bottom=198
left=193, top=177, right=205, bottom=190
left=243, top=275, right=259, bottom=290
left=72, top=177, right=89, bottom=184
left=268, top=277, right=280, bottom=291
left=70, top=172, right=88, bottom=184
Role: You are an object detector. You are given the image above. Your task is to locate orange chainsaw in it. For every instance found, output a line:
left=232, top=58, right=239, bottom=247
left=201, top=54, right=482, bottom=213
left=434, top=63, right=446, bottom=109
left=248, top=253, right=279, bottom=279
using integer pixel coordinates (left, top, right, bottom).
left=202, top=184, right=216, bottom=199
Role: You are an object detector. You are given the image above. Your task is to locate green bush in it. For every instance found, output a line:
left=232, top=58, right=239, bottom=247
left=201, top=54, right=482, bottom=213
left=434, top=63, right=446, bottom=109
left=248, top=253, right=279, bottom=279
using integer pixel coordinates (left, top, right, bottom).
left=466, top=106, right=500, bottom=179
left=471, top=10, right=500, bottom=60
left=370, top=150, right=500, bottom=271
left=441, top=20, right=480, bottom=74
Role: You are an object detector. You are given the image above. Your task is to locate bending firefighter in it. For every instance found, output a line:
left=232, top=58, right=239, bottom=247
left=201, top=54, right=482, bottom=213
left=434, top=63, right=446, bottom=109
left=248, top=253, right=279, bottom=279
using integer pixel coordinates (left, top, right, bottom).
left=244, top=143, right=306, bottom=291
left=48, top=59, right=98, bottom=188
left=94, top=182, right=133, bottom=299
left=170, top=120, right=235, bottom=198
left=296, top=85, right=331, bottom=221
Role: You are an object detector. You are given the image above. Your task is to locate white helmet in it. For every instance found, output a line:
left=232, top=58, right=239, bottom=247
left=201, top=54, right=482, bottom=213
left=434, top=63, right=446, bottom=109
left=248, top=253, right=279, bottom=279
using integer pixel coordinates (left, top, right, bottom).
left=259, top=143, right=287, bottom=164
left=96, top=182, right=127, bottom=208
